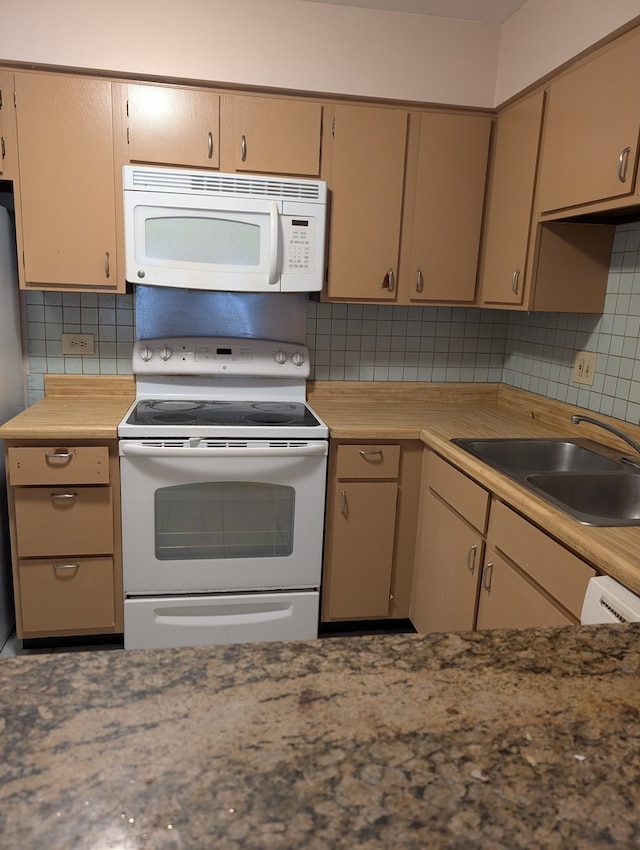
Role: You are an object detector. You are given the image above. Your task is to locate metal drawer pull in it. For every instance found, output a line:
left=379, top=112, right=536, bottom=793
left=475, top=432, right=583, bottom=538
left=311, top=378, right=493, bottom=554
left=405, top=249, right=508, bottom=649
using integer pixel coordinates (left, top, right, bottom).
left=483, top=561, right=493, bottom=592
left=381, top=268, right=395, bottom=292
left=45, top=450, right=74, bottom=463
left=207, top=131, right=214, bottom=159
left=618, top=146, right=631, bottom=183
left=416, top=268, right=424, bottom=293
left=511, top=269, right=521, bottom=295
left=359, top=449, right=383, bottom=457
left=53, top=563, right=79, bottom=574
left=340, top=490, right=347, bottom=515
left=466, top=544, right=477, bottom=574
left=241, top=134, right=247, bottom=162
left=50, top=492, right=77, bottom=500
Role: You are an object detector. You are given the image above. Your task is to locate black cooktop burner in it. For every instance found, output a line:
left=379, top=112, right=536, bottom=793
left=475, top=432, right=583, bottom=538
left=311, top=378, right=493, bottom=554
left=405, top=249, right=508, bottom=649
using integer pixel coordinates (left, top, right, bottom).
left=126, top=399, right=321, bottom=429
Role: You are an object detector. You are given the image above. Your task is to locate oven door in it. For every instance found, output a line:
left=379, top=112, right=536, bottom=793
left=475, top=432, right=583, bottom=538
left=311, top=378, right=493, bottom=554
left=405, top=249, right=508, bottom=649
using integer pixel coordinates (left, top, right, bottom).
left=119, top=439, right=328, bottom=594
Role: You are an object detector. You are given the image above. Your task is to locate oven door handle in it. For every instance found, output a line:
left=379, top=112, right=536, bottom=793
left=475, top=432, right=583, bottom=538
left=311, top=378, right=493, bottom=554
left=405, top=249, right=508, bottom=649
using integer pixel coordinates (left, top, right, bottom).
left=119, top=442, right=328, bottom=458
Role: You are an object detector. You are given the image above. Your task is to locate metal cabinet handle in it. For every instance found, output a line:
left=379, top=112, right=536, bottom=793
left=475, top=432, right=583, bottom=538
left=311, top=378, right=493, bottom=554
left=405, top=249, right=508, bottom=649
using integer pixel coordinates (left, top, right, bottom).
left=50, top=492, right=77, bottom=500
left=381, top=268, right=395, bottom=292
left=416, top=268, right=424, bottom=293
left=104, top=251, right=110, bottom=279
left=340, top=490, right=347, bottom=515
left=1, top=137, right=5, bottom=161
left=45, top=450, right=74, bottom=464
left=359, top=449, right=383, bottom=457
left=53, top=562, right=79, bottom=574
left=466, top=544, right=478, bottom=574
left=618, top=146, right=632, bottom=183
left=482, top=561, right=494, bottom=592
left=511, top=269, right=521, bottom=295
left=207, top=131, right=214, bottom=160
left=241, top=134, right=247, bottom=162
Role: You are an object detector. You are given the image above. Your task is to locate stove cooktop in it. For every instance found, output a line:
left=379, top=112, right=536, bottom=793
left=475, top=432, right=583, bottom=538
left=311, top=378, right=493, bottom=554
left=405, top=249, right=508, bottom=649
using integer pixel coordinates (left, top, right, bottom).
left=125, top=399, right=323, bottom=428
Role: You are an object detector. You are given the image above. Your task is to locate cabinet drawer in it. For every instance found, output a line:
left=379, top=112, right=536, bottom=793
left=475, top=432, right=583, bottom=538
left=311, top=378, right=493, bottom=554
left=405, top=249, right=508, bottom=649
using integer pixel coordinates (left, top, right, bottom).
left=8, top=446, right=110, bottom=485
left=14, top=487, right=113, bottom=557
left=336, top=444, right=400, bottom=479
left=488, top=500, right=596, bottom=618
left=19, top=556, right=115, bottom=632
left=428, top=453, right=490, bottom=534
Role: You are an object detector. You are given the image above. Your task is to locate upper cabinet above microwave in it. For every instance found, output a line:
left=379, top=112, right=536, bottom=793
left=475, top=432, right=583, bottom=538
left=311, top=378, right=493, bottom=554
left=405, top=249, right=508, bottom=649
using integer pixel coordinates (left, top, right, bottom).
left=125, top=84, right=323, bottom=177
left=536, top=27, right=640, bottom=217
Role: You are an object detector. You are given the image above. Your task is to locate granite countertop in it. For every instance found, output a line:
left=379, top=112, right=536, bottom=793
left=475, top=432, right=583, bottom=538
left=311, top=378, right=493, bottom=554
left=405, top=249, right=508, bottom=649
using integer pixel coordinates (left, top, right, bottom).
left=2, top=625, right=640, bottom=849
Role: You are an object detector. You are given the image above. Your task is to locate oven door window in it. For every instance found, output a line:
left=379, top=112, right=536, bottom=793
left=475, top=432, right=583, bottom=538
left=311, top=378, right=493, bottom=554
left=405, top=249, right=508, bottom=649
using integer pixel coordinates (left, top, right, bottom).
left=154, top=481, right=295, bottom=560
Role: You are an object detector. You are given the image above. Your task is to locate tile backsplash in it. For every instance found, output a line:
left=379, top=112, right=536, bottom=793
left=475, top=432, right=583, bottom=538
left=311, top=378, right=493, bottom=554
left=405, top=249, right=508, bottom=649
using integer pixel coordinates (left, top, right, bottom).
left=23, top=221, right=640, bottom=428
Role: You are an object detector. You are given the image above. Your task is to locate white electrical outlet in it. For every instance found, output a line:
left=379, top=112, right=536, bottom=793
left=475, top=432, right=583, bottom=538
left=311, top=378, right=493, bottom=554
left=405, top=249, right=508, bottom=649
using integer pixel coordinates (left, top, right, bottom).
left=62, top=333, right=96, bottom=355
left=573, top=350, right=596, bottom=386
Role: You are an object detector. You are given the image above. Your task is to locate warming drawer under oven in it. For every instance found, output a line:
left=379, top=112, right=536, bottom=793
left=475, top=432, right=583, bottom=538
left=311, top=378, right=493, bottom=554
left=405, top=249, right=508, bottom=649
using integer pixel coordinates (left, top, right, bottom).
left=119, top=437, right=328, bottom=649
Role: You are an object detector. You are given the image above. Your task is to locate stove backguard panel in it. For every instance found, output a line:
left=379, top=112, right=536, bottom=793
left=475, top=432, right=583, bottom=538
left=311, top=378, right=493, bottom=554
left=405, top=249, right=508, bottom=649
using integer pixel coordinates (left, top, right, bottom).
left=134, top=286, right=308, bottom=344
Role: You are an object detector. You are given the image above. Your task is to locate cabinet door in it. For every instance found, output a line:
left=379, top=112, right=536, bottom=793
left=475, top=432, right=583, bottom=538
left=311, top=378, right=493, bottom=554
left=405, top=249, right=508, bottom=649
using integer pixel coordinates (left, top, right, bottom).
left=405, top=113, right=491, bottom=303
left=323, top=480, right=398, bottom=620
left=476, top=548, right=573, bottom=630
left=222, top=95, right=321, bottom=176
left=15, top=73, right=119, bottom=289
left=324, top=104, right=407, bottom=301
left=127, top=84, right=220, bottom=169
left=0, top=71, right=16, bottom=178
left=537, top=29, right=640, bottom=213
left=479, top=92, right=544, bottom=306
left=411, top=489, right=483, bottom=633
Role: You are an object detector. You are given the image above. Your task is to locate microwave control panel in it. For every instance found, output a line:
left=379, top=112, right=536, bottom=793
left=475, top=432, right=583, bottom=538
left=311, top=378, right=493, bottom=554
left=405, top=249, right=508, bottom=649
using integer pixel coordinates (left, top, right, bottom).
left=282, top=216, right=317, bottom=274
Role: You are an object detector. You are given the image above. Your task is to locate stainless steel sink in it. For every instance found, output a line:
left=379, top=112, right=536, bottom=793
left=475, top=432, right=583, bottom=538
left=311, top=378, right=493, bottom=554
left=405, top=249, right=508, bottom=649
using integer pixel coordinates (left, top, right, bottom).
left=451, top=437, right=623, bottom=474
left=451, top=437, right=640, bottom=526
left=526, top=472, right=640, bottom=526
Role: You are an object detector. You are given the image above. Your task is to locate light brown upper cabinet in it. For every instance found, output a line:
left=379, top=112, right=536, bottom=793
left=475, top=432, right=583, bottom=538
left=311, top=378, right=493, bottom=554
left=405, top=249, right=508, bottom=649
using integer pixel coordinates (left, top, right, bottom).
left=14, top=73, right=122, bottom=291
left=400, top=112, right=491, bottom=304
left=479, top=90, right=615, bottom=313
left=220, top=95, right=322, bottom=176
left=323, top=103, right=408, bottom=301
left=536, top=27, right=640, bottom=216
left=127, top=84, right=220, bottom=169
left=0, top=70, right=17, bottom=178
left=478, top=92, right=544, bottom=307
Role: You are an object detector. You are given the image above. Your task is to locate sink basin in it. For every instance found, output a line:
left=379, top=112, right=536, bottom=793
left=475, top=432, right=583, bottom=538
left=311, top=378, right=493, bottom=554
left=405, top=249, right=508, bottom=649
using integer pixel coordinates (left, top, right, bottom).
left=526, top=472, right=640, bottom=526
left=451, top=437, right=623, bottom=474
left=451, top=436, right=640, bottom=526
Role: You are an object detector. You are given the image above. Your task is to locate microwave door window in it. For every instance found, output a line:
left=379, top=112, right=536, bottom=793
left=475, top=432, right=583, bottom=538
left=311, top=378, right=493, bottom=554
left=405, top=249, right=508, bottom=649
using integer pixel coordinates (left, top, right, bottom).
left=145, top=216, right=261, bottom=268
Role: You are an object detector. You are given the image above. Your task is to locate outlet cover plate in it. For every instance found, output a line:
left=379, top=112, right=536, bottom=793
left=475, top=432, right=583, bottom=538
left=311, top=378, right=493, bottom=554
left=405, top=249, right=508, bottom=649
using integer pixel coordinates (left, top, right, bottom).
left=62, top=333, right=95, bottom=355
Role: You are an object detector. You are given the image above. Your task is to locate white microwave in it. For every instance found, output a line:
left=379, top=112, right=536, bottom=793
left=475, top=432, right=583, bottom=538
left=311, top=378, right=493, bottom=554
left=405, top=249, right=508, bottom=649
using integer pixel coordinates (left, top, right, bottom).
left=123, top=166, right=327, bottom=292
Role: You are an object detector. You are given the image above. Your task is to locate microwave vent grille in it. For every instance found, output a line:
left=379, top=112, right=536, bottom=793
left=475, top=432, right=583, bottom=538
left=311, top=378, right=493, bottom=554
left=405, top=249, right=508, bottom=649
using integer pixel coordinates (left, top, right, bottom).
left=130, top=168, right=322, bottom=201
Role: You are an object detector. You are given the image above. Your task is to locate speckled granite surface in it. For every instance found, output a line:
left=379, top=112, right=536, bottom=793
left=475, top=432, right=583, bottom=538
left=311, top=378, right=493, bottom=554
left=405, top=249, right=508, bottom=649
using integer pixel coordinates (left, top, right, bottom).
left=2, top=626, right=640, bottom=849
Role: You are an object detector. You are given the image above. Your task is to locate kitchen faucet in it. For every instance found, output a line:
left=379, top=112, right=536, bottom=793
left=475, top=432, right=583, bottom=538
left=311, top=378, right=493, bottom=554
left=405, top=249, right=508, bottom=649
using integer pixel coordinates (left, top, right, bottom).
left=571, top=414, right=640, bottom=459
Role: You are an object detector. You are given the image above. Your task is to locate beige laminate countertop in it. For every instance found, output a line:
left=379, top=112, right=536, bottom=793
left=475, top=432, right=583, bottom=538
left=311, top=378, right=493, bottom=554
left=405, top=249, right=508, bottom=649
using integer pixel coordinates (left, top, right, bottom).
left=0, top=375, right=135, bottom=440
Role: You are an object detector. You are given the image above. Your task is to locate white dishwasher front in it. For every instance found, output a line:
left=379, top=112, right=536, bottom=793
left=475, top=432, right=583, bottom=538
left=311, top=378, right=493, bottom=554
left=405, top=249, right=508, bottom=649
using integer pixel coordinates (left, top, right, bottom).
left=581, top=576, right=640, bottom=624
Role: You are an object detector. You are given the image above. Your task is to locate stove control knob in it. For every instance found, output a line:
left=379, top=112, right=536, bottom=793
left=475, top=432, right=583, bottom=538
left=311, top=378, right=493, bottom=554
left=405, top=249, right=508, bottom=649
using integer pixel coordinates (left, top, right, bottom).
left=159, top=346, right=173, bottom=361
left=140, top=346, right=153, bottom=362
left=291, top=351, right=305, bottom=367
left=273, top=349, right=288, bottom=365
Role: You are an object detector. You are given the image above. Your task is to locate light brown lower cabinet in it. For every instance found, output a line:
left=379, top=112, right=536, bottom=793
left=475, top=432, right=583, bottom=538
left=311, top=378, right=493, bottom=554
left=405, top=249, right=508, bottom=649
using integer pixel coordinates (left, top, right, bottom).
left=411, top=450, right=596, bottom=633
left=5, top=441, right=124, bottom=639
left=321, top=441, right=422, bottom=622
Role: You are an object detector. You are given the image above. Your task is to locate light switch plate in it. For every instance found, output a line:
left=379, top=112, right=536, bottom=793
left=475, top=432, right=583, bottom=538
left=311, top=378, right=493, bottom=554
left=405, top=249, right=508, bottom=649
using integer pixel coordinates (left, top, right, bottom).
left=573, top=350, right=596, bottom=385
